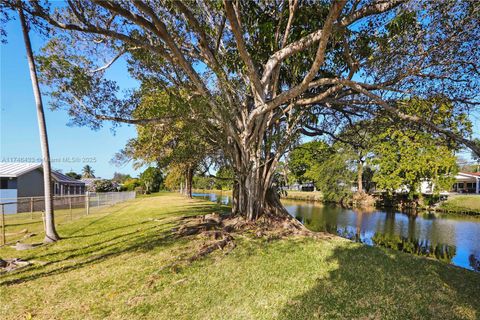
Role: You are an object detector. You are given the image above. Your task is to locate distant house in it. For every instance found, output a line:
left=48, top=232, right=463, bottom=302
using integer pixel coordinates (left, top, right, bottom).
left=80, top=178, right=102, bottom=191
left=285, top=182, right=315, bottom=192
left=415, top=172, right=480, bottom=195
left=0, top=163, right=86, bottom=213
left=452, top=172, right=480, bottom=194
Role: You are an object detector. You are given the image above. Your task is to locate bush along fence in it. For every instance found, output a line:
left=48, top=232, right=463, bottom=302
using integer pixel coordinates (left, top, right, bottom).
left=0, top=191, right=136, bottom=246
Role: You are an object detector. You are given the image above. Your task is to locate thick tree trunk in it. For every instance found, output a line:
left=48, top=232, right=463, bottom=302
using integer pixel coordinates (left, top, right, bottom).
left=18, top=5, right=59, bottom=243
left=231, top=156, right=287, bottom=221
left=357, top=161, right=363, bottom=193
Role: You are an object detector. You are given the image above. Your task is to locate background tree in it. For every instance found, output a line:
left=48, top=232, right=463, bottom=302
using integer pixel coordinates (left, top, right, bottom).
left=122, top=178, right=140, bottom=191
left=193, top=176, right=215, bottom=190
left=213, top=166, right=234, bottom=190
left=164, top=165, right=185, bottom=192
left=92, top=179, right=116, bottom=192
left=287, top=140, right=357, bottom=201
left=333, top=123, right=376, bottom=194
left=66, top=171, right=81, bottom=180
left=7, top=0, right=479, bottom=221
left=372, top=129, right=457, bottom=198
left=288, top=141, right=331, bottom=185
left=113, top=89, right=215, bottom=198
left=310, top=144, right=356, bottom=203
left=18, top=5, right=59, bottom=242
left=82, top=165, right=95, bottom=178
left=139, top=167, right=163, bottom=193
left=112, top=172, right=131, bottom=183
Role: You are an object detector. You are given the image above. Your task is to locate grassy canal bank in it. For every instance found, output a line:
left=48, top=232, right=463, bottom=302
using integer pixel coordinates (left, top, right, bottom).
left=439, top=195, right=480, bottom=215
left=1, top=193, right=478, bottom=319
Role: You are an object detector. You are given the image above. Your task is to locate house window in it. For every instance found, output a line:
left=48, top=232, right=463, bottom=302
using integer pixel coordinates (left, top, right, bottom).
left=458, top=183, right=464, bottom=189
left=0, top=178, right=17, bottom=189
left=0, top=178, right=9, bottom=189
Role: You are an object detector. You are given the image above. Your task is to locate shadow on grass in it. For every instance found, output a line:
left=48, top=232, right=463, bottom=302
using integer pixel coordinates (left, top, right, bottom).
left=24, top=221, right=160, bottom=261
left=63, top=220, right=154, bottom=239
left=4, top=220, right=43, bottom=228
left=0, top=232, right=178, bottom=286
left=0, top=202, right=221, bottom=286
left=278, top=244, right=480, bottom=319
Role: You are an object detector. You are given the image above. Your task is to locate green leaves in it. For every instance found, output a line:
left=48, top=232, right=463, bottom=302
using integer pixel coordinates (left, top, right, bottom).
left=386, top=11, right=417, bottom=36
left=288, top=140, right=332, bottom=184
left=372, top=127, right=458, bottom=196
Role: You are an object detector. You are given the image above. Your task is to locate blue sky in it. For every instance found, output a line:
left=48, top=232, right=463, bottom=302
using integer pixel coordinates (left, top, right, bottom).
left=0, top=19, right=142, bottom=179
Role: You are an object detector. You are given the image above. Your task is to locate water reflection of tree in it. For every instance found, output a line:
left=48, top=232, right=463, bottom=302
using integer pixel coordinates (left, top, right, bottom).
left=301, top=204, right=340, bottom=234
left=469, top=254, right=480, bottom=272
left=285, top=200, right=464, bottom=267
left=372, top=233, right=456, bottom=263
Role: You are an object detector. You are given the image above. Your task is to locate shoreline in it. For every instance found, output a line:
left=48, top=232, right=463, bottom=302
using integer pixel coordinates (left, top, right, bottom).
left=192, top=189, right=480, bottom=216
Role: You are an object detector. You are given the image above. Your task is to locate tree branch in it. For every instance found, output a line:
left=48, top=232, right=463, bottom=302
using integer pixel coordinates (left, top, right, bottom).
left=252, top=0, right=347, bottom=119
left=224, top=0, right=264, bottom=102
left=341, top=79, right=480, bottom=156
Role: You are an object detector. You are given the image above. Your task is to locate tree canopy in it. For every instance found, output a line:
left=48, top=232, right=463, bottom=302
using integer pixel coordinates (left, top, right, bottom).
left=66, top=171, right=81, bottom=180
left=288, top=140, right=331, bottom=184
left=372, top=127, right=458, bottom=197
left=139, top=166, right=163, bottom=193
left=4, top=0, right=479, bottom=219
left=82, top=165, right=95, bottom=178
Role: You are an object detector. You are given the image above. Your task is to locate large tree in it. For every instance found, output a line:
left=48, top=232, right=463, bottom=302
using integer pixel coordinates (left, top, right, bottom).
left=5, top=0, right=479, bottom=221
left=113, top=89, right=216, bottom=198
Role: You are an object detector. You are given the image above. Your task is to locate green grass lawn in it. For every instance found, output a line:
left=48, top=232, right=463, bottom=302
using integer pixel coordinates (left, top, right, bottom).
left=1, top=193, right=479, bottom=319
left=441, top=195, right=480, bottom=213
left=283, top=190, right=323, bottom=202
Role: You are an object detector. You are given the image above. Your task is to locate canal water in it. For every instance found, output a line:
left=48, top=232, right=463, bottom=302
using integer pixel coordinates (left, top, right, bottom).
left=193, top=192, right=480, bottom=272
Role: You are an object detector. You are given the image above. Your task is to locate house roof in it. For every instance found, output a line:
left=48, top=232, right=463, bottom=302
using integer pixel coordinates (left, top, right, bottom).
left=458, top=172, right=480, bottom=178
left=52, top=171, right=85, bottom=185
left=0, top=162, right=84, bottom=185
left=0, top=162, right=42, bottom=177
left=80, top=178, right=102, bottom=186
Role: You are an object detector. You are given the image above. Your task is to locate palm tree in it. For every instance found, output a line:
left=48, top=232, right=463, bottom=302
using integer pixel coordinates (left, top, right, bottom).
left=18, top=5, right=59, bottom=242
left=82, top=165, right=95, bottom=178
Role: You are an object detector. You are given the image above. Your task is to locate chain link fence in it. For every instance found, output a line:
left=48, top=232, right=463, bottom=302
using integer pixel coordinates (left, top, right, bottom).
left=0, top=191, right=136, bottom=246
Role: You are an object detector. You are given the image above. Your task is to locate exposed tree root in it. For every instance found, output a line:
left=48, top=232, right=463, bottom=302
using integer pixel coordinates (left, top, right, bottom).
left=173, top=210, right=332, bottom=265
left=187, top=231, right=235, bottom=262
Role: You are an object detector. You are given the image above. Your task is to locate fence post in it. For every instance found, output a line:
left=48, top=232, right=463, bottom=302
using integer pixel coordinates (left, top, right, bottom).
left=30, top=197, right=34, bottom=219
left=1, top=204, right=5, bottom=246
left=97, top=194, right=100, bottom=207
left=69, top=196, right=73, bottom=220
left=86, top=192, right=90, bottom=215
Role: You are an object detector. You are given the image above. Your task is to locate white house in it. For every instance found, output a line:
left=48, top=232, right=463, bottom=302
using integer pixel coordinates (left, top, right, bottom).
left=418, top=172, right=480, bottom=195
left=452, top=172, right=480, bottom=194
